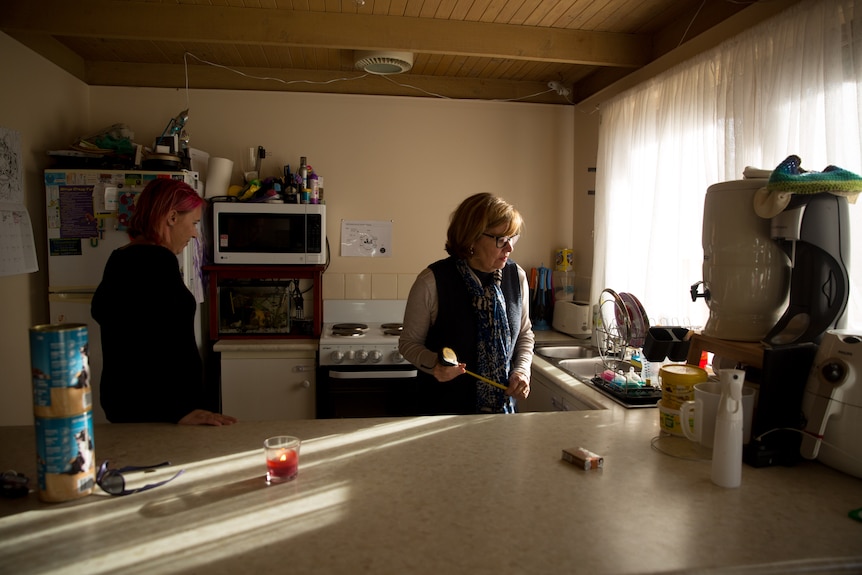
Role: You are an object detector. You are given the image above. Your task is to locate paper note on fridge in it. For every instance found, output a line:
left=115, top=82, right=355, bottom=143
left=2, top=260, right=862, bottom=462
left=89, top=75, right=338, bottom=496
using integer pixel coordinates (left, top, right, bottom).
left=58, top=185, right=98, bottom=239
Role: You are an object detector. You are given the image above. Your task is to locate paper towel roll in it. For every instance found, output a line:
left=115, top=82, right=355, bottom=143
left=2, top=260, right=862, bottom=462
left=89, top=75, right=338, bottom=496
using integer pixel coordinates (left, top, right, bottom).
left=205, top=157, right=234, bottom=199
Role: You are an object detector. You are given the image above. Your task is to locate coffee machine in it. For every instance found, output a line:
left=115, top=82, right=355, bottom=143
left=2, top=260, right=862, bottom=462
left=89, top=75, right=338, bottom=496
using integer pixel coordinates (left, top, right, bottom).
left=764, top=193, right=851, bottom=345
left=746, top=192, right=851, bottom=466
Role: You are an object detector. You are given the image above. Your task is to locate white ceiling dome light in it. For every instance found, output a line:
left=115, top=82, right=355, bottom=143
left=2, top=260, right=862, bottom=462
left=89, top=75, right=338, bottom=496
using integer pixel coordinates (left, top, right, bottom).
left=354, top=51, right=414, bottom=75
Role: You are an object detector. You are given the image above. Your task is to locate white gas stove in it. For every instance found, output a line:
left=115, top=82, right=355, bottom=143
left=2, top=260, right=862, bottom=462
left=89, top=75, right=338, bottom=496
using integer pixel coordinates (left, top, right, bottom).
left=319, top=300, right=410, bottom=366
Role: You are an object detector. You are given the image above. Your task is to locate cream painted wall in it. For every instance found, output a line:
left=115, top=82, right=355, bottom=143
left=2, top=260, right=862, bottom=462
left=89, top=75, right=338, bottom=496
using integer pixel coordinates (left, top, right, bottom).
left=0, top=33, right=90, bottom=425
left=88, top=87, right=575, bottom=278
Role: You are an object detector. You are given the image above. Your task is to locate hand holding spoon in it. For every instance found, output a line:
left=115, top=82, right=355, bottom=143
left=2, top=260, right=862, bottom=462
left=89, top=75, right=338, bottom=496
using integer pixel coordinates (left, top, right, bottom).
left=440, top=347, right=509, bottom=392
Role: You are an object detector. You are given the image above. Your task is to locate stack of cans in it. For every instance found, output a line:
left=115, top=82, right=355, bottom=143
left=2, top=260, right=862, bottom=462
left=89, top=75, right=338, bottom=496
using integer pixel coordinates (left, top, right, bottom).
left=29, top=324, right=96, bottom=502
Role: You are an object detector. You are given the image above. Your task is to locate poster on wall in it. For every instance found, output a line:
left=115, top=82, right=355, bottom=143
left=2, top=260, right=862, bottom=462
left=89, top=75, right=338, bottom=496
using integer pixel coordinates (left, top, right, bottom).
left=340, top=220, right=393, bottom=257
left=0, top=126, right=38, bottom=276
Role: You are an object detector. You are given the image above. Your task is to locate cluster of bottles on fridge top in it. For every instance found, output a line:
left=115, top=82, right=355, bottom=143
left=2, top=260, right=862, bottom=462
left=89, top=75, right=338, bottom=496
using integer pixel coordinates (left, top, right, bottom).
left=284, top=156, right=323, bottom=204
left=235, top=155, right=324, bottom=204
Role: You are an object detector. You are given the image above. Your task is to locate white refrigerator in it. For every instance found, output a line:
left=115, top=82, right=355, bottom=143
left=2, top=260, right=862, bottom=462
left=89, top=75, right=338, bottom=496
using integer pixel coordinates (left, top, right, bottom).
left=44, top=169, right=204, bottom=423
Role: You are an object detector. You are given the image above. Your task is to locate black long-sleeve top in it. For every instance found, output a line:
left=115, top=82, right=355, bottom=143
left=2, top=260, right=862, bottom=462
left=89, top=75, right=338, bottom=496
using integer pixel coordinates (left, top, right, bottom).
left=91, top=243, right=203, bottom=423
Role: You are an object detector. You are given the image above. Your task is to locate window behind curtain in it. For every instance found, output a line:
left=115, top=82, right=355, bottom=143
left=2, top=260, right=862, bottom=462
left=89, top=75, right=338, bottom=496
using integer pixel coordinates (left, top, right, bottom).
left=592, top=0, right=861, bottom=333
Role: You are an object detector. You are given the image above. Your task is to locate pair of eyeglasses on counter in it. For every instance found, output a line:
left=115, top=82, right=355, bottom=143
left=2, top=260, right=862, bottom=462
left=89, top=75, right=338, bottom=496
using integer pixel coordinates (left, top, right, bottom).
left=97, top=461, right=184, bottom=496
left=482, top=233, right=520, bottom=248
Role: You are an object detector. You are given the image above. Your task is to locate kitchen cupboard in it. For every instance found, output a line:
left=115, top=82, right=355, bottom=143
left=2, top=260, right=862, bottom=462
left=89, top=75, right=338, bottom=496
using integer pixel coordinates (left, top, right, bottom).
left=216, top=341, right=317, bottom=420
left=519, top=369, right=596, bottom=412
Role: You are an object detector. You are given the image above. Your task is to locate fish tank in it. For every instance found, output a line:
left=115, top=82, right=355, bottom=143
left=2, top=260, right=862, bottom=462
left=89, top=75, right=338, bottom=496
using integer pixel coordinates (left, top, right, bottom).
left=215, top=277, right=315, bottom=336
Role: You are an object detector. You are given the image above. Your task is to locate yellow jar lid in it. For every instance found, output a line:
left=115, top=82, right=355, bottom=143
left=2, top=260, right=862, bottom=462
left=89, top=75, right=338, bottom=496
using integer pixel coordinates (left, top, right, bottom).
left=659, top=364, right=708, bottom=385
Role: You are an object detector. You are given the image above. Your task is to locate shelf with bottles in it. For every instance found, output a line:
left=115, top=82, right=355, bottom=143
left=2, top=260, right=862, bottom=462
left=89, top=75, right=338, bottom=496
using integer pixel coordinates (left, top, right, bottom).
left=203, top=265, right=324, bottom=340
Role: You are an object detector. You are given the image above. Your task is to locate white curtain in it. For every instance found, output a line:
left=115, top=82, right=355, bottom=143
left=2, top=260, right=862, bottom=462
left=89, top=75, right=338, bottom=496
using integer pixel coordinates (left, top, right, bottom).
left=593, top=0, right=862, bottom=333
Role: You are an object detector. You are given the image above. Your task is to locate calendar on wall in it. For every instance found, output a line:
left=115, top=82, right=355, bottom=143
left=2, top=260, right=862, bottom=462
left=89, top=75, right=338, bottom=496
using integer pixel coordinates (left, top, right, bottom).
left=0, top=126, right=38, bottom=277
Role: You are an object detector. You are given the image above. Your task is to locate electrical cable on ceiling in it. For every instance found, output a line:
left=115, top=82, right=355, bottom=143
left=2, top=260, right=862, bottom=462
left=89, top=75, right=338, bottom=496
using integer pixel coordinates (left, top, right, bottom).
left=678, top=0, right=707, bottom=47
left=181, top=51, right=572, bottom=107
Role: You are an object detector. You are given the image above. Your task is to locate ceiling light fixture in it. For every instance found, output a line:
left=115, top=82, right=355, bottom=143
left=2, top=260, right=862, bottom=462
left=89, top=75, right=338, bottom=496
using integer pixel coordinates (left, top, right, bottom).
left=354, top=51, right=414, bottom=75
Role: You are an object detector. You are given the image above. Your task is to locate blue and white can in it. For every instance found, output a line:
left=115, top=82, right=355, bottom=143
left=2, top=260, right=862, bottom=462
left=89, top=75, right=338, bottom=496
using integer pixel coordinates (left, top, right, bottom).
left=34, top=411, right=96, bottom=502
left=29, top=324, right=92, bottom=418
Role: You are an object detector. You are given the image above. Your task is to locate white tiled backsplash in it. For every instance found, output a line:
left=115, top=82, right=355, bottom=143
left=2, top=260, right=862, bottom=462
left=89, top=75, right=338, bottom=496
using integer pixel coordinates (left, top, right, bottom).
left=322, top=273, right=418, bottom=300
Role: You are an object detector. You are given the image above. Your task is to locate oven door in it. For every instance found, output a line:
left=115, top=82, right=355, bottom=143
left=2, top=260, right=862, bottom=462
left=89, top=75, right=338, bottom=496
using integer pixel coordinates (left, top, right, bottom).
left=317, top=365, right=419, bottom=418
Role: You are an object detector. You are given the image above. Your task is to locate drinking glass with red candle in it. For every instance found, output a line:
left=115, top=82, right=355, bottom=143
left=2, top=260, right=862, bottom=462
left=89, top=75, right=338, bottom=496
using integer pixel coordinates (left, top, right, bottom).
left=264, top=436, right=301, bottom=484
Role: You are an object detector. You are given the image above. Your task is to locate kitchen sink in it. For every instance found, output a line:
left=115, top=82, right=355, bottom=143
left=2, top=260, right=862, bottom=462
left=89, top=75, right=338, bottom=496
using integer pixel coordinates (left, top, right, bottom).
left=535, top=351, right=662, bottom=408
left=555, top=357, right=605, bottom=380
left=534, top=346, right=600, bottom=360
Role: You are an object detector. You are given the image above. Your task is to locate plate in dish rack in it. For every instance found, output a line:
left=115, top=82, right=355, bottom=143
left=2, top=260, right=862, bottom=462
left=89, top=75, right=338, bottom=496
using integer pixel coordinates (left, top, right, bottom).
left=619, top=292, right=649, bottom=348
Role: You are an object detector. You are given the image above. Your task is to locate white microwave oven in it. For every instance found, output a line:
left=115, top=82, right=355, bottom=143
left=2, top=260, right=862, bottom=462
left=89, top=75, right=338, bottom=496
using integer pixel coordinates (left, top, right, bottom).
left=212, top=202, right=326, bottom=265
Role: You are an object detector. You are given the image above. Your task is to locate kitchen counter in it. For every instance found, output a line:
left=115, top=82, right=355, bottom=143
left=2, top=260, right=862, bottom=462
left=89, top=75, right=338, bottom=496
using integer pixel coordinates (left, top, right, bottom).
left=1, top=409, right=859, bottom=574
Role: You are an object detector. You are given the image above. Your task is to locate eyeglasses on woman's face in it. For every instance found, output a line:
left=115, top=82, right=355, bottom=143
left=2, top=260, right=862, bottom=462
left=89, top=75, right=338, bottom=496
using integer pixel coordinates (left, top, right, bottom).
left=482, top=232, right=519, bottom=248
left=96, top=460, right=184, bottom=496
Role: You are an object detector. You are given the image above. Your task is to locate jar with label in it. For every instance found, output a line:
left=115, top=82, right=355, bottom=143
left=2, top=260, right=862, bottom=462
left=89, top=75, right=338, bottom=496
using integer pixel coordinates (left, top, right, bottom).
left=308, top=170, right=319, bottom=203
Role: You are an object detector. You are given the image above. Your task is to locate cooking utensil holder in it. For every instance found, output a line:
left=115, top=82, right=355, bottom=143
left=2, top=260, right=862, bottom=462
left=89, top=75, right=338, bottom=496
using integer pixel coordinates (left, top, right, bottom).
left=642, top=327, right=693, bottom=362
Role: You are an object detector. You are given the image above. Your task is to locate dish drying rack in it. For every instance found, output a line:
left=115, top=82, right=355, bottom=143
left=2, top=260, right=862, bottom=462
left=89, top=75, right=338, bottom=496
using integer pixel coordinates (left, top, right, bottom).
left=592, top=288, right=662, bottom=405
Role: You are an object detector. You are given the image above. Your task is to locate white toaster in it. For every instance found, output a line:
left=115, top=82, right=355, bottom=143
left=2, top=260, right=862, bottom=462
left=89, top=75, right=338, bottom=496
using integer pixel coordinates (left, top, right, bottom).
left=552, top=300, right=592, bottom=338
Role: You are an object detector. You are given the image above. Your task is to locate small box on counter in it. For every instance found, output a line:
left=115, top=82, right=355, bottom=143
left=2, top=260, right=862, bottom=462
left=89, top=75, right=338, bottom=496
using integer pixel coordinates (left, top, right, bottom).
left=562, top=447, right=604, bottom=470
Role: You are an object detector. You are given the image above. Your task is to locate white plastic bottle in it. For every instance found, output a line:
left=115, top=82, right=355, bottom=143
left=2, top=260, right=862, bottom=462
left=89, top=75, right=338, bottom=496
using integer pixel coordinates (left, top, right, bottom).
left=711, top=368, right=745, bottom=488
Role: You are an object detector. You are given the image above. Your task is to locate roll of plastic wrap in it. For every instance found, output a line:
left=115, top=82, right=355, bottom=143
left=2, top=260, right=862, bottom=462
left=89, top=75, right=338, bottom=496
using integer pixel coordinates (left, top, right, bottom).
left=205, top=157, right=234, bottom=199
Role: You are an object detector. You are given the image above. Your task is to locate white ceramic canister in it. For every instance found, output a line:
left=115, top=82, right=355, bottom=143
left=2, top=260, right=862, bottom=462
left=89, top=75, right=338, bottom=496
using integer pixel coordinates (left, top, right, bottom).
left=701, top=178, right=790, bottom=341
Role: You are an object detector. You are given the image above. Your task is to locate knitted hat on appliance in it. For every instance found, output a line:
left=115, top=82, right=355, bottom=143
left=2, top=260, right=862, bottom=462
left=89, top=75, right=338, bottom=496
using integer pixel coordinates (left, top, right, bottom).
left=753, top=155, right=862, bottom=218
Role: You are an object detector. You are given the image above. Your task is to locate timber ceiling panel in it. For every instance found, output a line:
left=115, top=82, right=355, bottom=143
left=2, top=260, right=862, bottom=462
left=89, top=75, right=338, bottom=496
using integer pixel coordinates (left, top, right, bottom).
left=0, top=0, right=799, bottom=106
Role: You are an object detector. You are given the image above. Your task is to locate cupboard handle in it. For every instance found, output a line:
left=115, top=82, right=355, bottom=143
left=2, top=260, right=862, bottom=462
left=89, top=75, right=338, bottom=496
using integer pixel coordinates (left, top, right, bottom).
left=301, top=380, right=311, bottom=389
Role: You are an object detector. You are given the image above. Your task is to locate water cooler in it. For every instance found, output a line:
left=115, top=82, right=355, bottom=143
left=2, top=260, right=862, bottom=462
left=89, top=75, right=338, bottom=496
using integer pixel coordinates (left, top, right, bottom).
left=692, top=174, right=852, bottom=466
left=694, top=177, right=790, bottom=342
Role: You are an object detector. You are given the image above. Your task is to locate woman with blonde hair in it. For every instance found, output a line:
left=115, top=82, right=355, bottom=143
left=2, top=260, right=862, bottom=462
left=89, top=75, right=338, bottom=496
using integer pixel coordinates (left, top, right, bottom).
left=399, top=193, right=534, bottom=414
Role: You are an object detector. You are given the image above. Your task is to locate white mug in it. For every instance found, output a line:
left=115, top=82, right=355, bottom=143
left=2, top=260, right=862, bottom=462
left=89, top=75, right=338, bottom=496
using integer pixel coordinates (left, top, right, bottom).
left=680, top=381, right=756, bottom=448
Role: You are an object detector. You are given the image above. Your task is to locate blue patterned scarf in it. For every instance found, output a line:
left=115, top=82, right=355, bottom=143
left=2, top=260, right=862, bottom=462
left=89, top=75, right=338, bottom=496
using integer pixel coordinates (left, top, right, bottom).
left=456, top=259, right=514, bottom=413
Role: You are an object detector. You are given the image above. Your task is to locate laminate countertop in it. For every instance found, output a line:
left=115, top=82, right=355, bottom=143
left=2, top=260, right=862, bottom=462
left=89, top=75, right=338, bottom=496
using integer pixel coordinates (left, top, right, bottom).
left=1, top=405, right=860, bottom=574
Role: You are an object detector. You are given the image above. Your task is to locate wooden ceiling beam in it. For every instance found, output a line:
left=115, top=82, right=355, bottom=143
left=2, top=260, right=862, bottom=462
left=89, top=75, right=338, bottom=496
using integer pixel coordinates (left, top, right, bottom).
left=0, top=0, right=650, bottom=68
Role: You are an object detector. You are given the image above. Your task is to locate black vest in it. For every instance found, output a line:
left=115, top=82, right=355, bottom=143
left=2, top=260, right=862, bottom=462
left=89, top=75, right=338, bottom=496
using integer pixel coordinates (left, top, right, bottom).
left=417, top=258, right=522, bottom=414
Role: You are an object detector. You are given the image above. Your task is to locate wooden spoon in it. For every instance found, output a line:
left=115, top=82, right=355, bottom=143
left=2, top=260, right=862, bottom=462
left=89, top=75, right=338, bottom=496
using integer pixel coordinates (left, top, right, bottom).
left=440, top=347, right=508, bottom=391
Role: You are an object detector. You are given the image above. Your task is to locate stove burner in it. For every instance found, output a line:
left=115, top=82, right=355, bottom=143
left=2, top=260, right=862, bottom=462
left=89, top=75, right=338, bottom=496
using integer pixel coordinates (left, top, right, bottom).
left=333, top=323, right=368, bottom=331
left=381, top=323, right=403, bottom=329
left=332, top=328, right=365, bottom=337
left=383, top=329, right=402, bottom=336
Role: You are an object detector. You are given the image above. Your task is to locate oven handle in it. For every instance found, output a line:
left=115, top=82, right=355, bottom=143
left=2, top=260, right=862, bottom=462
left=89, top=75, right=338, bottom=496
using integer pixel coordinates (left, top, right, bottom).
left=328, top=369, right=418, bottom=379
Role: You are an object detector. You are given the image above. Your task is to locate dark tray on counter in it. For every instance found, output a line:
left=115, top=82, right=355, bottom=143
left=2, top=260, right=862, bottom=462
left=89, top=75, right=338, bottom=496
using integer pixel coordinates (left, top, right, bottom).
left=588, top=376, right=662, bottom=408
